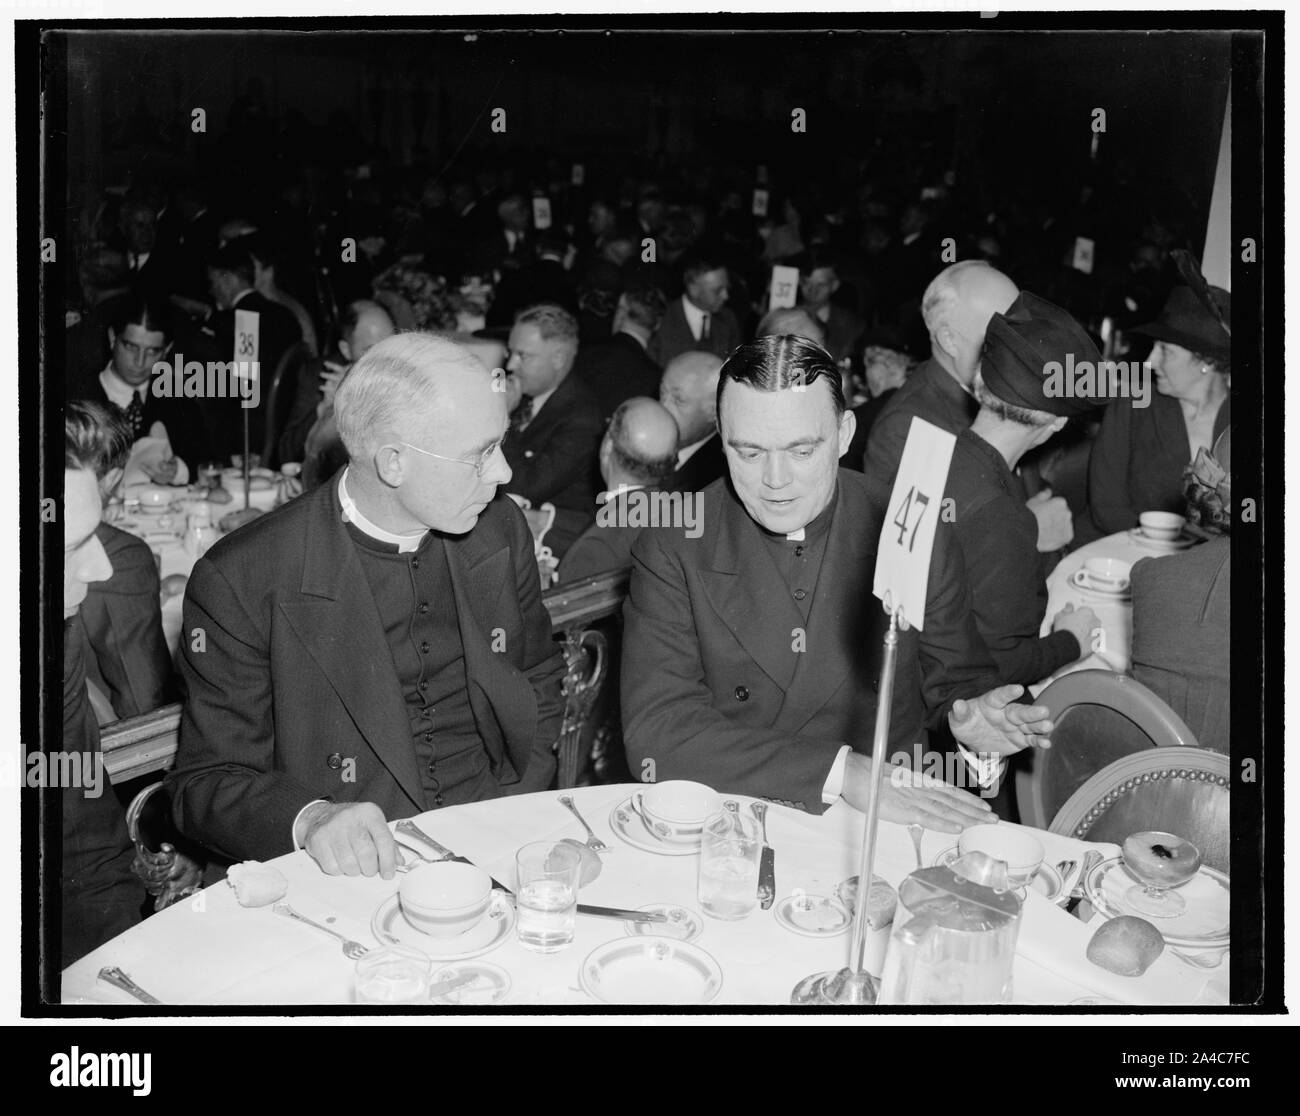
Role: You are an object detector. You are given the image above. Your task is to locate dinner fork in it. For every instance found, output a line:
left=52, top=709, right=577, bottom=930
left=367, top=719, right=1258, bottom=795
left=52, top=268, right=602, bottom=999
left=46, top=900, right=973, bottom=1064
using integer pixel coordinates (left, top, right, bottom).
left=273, top=902, right=369, bottom=959
left=558, top=795, right=609, bottom=852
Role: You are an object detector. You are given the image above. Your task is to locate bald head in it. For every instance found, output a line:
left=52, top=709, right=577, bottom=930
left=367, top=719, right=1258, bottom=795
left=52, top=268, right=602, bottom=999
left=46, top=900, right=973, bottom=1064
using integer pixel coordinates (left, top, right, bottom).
left=601, top=397, right=680, bottom=489
left=755, top=307, right=826, bottom=348
left=921, top=261, right=1019, bottom=386
left=340, top=300, right=397, bottom=364
left=659, top=351, right=724, bottom=447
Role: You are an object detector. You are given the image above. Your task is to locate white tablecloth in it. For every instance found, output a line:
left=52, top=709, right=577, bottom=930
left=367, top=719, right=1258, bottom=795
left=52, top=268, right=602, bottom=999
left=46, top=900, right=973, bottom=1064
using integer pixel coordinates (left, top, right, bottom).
left=62, top=784, right=1228, bottom=1008
left=1035, top=529, right=1174, bottom=692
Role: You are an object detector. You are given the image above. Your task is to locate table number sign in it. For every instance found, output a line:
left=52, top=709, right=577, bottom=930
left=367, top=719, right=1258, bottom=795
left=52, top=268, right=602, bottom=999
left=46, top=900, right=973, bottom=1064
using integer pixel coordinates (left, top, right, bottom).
left=752, top=187, right=770, bottom=218
left=769, top=264, right=800, bottom=310
left=571, top=163, right=585, bottom=186
left=1071, top=236, right=1095, bottom=275
left=532, top=196, right=553, bottom=230
left=233, top=309, right=260, bottom=381
left=872, top=417, right=956, bottom=630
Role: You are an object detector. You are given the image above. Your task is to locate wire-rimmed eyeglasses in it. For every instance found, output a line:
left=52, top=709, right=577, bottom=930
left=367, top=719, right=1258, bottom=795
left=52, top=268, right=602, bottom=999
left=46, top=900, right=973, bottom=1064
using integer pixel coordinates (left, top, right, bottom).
left=398, top=439, right=504, bottom=478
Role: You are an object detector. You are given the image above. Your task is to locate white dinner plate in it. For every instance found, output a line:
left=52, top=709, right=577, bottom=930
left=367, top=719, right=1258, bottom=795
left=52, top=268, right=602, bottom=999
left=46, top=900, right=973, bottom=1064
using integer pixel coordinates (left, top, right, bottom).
left=933, top=846, right=1066, bottom=903
left=1083, top=857, right=1230, bottom=948
left=608, top=797, right=700, bottom=856
left=579, top=936, right=723, bottom=1005
left=1127, top=527, right=1196, bottom=551
left=371, top=891, right=515, bottom=961
left=1069, top=570, right=1132, bottom=600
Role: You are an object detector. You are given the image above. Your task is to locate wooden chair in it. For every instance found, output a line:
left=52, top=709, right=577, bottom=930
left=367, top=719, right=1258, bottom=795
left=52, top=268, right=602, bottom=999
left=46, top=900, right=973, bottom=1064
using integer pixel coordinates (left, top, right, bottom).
left=260, top=341, right=313, bottom=467
left=1049, top=746, right=1229, bottom=872
left=1015, top=670, right=1200, bottom=830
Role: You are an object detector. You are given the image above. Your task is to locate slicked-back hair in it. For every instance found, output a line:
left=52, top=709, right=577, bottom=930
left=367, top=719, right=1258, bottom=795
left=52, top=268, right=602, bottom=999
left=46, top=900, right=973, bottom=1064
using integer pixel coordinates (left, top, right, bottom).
left=716, top=334, right=845, bottom=420
left=514, top=303, right=579, bottom=346
left=66, top=399, right=133, bottom=478
left=109, top=290, right=173, bottom=341
left=334, top=332, right=488, bottom=462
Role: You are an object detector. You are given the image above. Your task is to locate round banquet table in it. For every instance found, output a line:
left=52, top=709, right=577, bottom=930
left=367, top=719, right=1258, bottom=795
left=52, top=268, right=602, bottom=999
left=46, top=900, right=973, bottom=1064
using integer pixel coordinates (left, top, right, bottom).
left=61, top=784, right=1228, bottom=1009
left=1034, top=528, right=1192, bottom=693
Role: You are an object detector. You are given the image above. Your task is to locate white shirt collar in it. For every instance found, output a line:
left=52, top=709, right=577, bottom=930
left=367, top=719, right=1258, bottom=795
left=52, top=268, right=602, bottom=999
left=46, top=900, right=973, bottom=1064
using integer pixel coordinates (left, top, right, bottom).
left=528, top=383, right=558, bottom=417
left=231, top=288, right=255, bottom=308
left=681, top=295, right=708, bottom=341
left=597, top=482, right=647, bottom=504
left=99, top=365, right=148, bottom=410
left=337, top=467, right=428, bottom=553
left=676, top=431, right=715, bottom=469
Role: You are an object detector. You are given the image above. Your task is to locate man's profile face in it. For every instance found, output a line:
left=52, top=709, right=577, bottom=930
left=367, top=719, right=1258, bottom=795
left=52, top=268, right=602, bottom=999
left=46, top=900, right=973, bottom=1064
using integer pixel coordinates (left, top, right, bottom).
left=64, top=467, right=113, bottom=619
left=720, top=378, right=854, bottom=535
left=506, top=323, right=569, bottom=397
left=109, top=323, right=170, bottom=387
left=659, top=373, right=713, bottom=448
left=686, top=268, right=729, bottom=315
left=391, top=367, right=512, bottom=536
left=120, top=204, right=157, bottom=255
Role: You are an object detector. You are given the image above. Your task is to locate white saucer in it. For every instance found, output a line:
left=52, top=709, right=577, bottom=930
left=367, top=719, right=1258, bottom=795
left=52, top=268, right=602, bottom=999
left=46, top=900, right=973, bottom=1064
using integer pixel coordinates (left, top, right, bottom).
left=1128, top=527, right=1195, bottom=551
left=608, top=797, right=700, bottom=857
left=371, top=891, right=515, bottom=960
left=774, top=893, right=852, bottom=937
left=934, top=846, right=1066, bottom=903
left=430, top=961, right=512, bottom=1005
left=1069, top=569, right=1131, bottom=599
left=1083, top=857, right=1230, bottom=947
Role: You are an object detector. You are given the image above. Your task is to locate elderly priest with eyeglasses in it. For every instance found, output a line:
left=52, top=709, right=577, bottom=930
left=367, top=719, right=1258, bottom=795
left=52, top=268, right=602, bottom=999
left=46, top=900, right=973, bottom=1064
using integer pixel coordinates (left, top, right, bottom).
left=166, top=334, right=566, bottom=878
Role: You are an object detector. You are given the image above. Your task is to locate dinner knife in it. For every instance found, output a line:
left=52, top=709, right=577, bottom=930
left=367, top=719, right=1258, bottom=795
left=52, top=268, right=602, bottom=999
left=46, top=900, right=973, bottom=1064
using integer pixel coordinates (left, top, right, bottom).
left=396, top=820, right=514, bottom=894
left=751, top=802, right=776, bottom=910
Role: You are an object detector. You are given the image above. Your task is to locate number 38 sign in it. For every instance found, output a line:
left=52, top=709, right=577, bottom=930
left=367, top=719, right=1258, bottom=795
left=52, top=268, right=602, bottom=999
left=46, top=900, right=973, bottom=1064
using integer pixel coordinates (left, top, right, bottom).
left=871, top=417, right=956, bottom=631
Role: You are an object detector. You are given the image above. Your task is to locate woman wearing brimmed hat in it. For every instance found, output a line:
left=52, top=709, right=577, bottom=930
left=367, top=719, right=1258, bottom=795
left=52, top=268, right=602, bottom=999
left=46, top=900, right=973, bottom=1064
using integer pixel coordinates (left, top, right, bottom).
left=1087, top=251, right=1231, bottom=535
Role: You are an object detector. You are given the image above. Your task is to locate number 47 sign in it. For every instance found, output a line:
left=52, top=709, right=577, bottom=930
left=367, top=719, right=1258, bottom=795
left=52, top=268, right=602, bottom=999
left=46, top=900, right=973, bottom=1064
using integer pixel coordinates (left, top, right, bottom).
left=871, top=417, right=957, bottom=631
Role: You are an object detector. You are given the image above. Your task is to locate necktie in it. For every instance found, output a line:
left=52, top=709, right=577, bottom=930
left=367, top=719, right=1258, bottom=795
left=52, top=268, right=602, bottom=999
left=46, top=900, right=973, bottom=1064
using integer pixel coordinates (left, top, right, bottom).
left=510, top=394, right=535, bottom=434
left=700, top=313, right=711, bottom=343
left=124, top=391, right=146, bottom=440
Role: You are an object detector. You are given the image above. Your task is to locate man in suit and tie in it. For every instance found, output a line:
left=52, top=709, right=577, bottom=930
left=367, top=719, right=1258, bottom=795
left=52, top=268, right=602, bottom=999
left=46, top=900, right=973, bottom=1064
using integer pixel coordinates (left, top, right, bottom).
left=572, top=284, right=667, bottom=423
left=68, top=293, right=215, bottom=480
left=648, top=251, right=742, bottom=368
left=558, top=396, right=680, bottom=583
left=794, top=249, right=867, bottom=366
left=622, top=335, right=1054, bottom=825
left=166, top=334, right=567, bottom=874
left=470, top=192, right=535, bottom=280
left=502, top=303, right=606, bottom=560
left=660, top=351, right=726, bottom=492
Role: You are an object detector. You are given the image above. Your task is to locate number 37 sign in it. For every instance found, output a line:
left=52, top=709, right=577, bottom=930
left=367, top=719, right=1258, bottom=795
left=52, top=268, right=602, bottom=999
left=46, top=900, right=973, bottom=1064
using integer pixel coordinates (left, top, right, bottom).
left=871, top=418, right=956, bottom=631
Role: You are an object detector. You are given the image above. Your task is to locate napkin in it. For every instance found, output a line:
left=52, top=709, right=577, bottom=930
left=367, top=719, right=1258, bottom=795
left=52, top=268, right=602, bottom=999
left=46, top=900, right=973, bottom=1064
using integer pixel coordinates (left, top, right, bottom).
left=123, top=423, right=190, bottom=487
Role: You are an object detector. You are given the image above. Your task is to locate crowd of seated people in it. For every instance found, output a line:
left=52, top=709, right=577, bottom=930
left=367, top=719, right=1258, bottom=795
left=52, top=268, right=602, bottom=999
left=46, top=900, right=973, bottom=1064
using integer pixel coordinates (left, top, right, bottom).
left=58, top=132, right=1234, bottom=967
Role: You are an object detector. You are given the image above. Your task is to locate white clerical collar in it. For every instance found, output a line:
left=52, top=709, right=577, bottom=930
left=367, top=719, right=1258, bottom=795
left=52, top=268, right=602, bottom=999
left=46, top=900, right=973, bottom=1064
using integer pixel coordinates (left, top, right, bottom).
left=676, top=432, right=715, bottom=468
left=681, top=294, right=708, bottom=341
left=100, top=365, right=148, bottom=409
left=337, top=467, right=428, bottom=552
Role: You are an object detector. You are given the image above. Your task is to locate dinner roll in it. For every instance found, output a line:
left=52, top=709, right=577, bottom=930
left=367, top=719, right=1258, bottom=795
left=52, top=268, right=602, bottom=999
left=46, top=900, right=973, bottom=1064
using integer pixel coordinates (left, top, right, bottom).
left=1086, top=915, right=1165, bottom=976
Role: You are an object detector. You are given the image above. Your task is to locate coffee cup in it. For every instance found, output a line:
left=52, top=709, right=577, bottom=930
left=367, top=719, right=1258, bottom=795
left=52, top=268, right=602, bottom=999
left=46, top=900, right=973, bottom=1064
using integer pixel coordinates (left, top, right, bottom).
left=958, top=824, right=1044, bottom=890
left=1082, top=557, right=1131, bottom=591
left=1138, top=510, right=1186, bottom=541
left=398, top=861, right=492, bottom=938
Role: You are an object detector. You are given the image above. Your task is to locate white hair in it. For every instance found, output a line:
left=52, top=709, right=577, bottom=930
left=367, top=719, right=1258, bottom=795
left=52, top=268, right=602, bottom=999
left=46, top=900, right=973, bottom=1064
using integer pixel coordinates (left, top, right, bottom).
left=334, top=332, right=488, bottom=461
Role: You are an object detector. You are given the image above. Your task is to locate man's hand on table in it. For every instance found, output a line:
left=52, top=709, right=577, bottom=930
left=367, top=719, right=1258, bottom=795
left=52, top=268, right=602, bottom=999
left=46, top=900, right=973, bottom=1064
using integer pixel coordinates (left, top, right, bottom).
left=841, top=753, right=994, bottom=833
left=296, top=801, right=399, bottom=880
left=1052, top=602, right=1101, bottom=660
left=949, top=684, right=1054, bottom=758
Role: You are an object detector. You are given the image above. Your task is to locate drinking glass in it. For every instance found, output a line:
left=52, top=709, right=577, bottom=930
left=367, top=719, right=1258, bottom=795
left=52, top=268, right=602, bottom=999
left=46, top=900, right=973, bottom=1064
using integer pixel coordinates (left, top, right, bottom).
left=354, top=944, right=432, bottom=1005
left=697, top=810, right=761, bottom=920
left=515, top=841, right=581, bottom=953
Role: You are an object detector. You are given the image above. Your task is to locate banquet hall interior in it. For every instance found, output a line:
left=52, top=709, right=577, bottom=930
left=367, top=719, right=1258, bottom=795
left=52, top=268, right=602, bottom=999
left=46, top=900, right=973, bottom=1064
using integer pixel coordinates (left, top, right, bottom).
left=38, top=22, right=1260, bottom=1011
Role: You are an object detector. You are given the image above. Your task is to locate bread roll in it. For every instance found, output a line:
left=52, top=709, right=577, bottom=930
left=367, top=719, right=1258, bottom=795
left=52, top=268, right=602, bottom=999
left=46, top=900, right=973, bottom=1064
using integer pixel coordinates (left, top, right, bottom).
left=1086, top=915, right=1165, bottom=976
left=227, top=860, right=289, bottom=907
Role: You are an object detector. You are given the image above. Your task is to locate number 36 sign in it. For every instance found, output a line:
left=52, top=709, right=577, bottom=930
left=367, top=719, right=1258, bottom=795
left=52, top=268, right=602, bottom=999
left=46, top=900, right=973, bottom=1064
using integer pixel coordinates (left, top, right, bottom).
left=871, top=417, right=956, bottom=631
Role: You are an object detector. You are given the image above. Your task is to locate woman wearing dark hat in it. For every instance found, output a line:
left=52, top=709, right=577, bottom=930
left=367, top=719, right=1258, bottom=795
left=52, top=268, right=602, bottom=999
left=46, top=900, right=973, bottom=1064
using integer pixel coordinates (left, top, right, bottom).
left=1127, top=430, right=1231, bottom=752
left=1087, top=252, right=1231, bottom=535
